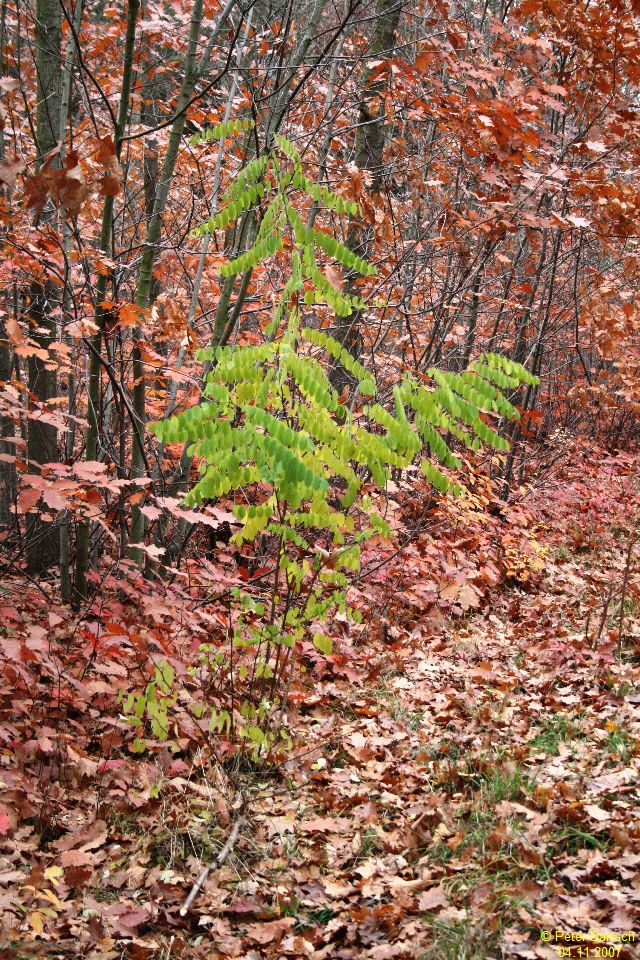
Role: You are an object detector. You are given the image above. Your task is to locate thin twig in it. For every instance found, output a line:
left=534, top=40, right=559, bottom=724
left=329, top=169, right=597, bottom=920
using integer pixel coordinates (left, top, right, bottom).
left=593, top=583, right=615, bottom=648
left=180, top=813, right=246, bottom=916
left=618, top=537, right=635, bottom=652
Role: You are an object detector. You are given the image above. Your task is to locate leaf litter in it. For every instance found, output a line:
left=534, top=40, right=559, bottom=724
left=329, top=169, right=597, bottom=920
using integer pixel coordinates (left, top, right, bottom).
left=0, top=440, right=639, bottom=958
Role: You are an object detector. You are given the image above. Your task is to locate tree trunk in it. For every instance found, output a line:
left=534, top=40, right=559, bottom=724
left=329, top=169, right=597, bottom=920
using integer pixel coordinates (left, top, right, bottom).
left=26, top=0, right=62, bottom=574
left=330, top=0, right=401, bottom=389
left=128, top=0, right=207, bottom=560
left=74, top=0, right=140, bottom=602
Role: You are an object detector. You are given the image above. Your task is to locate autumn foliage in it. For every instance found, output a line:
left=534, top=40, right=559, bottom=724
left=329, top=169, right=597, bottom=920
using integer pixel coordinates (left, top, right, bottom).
left=0, top=0, right=639, bottom=956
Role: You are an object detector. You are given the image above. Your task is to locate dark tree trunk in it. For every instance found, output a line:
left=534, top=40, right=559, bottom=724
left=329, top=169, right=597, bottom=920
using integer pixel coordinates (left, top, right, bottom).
left=331, top=0, right=402, bottom=390
left=26, top=0, right=62, bottom=574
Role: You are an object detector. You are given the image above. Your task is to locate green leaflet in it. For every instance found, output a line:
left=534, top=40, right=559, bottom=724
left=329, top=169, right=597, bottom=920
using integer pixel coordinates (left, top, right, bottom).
left=194, top=183, right=266, bottom=237
left=301, top=327, right=373, bottom=392
left=189, top=116, right=254, bottom=147
left=223, top=154, right=270, bottom=204
left=312, top=633, right=332, bottom=655
left=221, top=234, right=283, bottom=277
left=311, top=227, right=377, bottom=276
left=474, top=351, right=539, bottom=386
left=274, top=133, right=302, bottom=168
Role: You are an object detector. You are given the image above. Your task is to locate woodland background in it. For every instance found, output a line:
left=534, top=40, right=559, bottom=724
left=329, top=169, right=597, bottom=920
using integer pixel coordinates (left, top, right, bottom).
left=0, top=0, right=639, bottom=957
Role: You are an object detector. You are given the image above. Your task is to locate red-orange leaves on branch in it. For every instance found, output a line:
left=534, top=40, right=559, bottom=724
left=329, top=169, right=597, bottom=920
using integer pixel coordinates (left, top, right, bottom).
left=118, top=303, right=148, bottom=328
left=3, top=313, right=27, bottom=349
left=96, top=136, right=122, bottom=198
left=24, top=149, right=88, bottom=219
left=0, top=75, right=19, bottom=132
left=21, top=138, right=120, bottom=217
left=24, top=169, right=52, bottom=214
left=51, top=152, right=88, bottom=219
left=3, top=311, right=49, bottom=361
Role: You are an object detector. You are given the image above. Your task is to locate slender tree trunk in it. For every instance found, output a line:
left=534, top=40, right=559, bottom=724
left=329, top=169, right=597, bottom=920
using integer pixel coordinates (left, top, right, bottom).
left=26, top=0, right=62, bottom=574
left=58, top=0, right=84, bottom=604
left=74, top=0, right=139, bottom=602
left=330, top=0, right=402, bottom=389
left=502, top=226, right=562, bottom=499
left=128, top=0, right=207, bottom=560
left=0, top=0, right=14, bottom=526
left=460, top=265, right=482, bottom=371
left=0, top=304, right=16, bottom=526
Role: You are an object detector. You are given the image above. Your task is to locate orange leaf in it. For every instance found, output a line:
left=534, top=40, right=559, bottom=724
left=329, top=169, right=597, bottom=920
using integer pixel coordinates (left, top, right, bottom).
left=96, top=135, right=122, bottom=197
left=118, top=303, right=146, bottom=327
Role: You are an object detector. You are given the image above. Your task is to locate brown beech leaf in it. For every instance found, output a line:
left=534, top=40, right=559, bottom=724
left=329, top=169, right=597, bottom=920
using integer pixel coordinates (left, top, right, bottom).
left=96, top=135, right=122, bottom=197
left=4, top=315, right=26, bottom=347
left=0, top=156, right=25, bottom=190
left=51, top=151, right=88, bottom=218
left=0, top=76, right=20, bottom=93
left=245, top=917, right=296, bottom=944
left=24, top=170, right=50, bottom=212
left=55, top=818, right=107, bottom=853
left=583, top=803, right=610, bottom=823
left=60, top=849, right=94, bottom=867
left=417, top=886, right=451, bottom=912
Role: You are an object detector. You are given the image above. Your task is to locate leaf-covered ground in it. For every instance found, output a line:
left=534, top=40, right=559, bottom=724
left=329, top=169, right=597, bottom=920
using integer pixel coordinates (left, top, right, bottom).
left=1, top=441, right=639, bottom=959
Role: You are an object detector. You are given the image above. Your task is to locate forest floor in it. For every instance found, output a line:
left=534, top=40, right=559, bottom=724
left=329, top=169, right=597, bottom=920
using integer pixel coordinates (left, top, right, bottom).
left=1, top=440, right=639, bottom=959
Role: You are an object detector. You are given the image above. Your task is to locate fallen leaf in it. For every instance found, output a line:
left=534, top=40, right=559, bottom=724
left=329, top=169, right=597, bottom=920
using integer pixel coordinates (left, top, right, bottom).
left=583, top=803, right=610, bottom=822
left=418, top=886, right=451, bottom=911
left=245, top=917, right=296, bottom=944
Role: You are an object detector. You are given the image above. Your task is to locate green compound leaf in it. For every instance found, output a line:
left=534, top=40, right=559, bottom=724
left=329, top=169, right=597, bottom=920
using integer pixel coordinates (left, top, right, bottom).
left=189, top=116, right=254, bottom=147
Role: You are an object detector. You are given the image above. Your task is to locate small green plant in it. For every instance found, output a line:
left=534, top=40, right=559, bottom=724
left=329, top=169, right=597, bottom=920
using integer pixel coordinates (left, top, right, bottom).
left=273, top=895, right=337, bottom=931
left=151, top=129, right=538, bottom=758
left=358, top=827, right=383, bottom=858
left=118, top=660, right=177, bottom=752
left=372, top=685, right=423, bottom=729
left=462, top=756, right=526, bottom=804
left=431, top=739, right=463, bottom=762
left=305, top=907, right=338, bottom=928
left=429, top=842, right=454, bottom=865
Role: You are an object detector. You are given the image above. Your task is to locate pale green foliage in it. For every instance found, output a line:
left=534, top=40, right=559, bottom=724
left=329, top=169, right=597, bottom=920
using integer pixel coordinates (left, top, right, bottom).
left=150, top=129, right=538, bottom=759
left=189, top=116, right=255, bottom=147
left=119, top=661, right=176, bottom=752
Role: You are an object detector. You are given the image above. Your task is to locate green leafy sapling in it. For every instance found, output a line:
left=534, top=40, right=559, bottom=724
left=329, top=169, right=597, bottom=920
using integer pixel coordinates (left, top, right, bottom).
left=150, top=125, right=538, bottom=758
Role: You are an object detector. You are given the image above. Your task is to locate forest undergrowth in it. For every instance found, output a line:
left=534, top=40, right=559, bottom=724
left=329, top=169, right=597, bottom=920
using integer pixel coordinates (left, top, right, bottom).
left=1, top=1, right=640, bottom=957
left=1, top=437, right=639, bottom=959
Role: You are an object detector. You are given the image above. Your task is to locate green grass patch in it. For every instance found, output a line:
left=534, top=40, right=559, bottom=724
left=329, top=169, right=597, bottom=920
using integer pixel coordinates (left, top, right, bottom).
left=420, top=916, right=499, bottom=960
left=549, top=824, right=612, bottom=855
left=358, top=826, right=383, bottom=858
left=530, top=714, right=584, bottom=756
left=605, top=723, right=635, bottom=761
left=276, top=895, right=337, bottom=930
